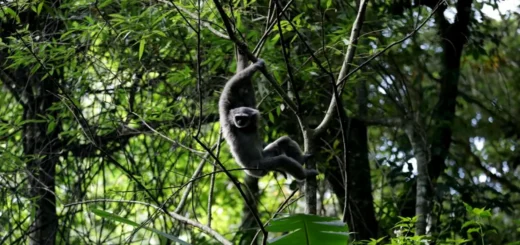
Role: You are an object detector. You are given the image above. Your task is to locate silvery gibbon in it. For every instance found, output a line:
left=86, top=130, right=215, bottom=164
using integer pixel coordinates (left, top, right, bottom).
left=219, top=59, right=318, bottom=181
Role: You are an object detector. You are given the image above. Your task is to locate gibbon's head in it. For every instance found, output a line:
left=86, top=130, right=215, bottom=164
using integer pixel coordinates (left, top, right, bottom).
left=230, top=107, right=259, bottom=128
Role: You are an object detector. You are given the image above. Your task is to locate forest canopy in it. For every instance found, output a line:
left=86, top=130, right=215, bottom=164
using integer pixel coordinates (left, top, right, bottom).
left=1, top=0, right=519, bottom=244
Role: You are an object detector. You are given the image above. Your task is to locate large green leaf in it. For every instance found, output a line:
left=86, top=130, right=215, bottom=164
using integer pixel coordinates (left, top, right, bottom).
left=266, top=214, right=350, bottom=245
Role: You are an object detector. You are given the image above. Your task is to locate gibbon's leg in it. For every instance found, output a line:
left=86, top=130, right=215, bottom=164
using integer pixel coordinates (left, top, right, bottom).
left=262, top=142, right=281, bottom=159
left=243, top=168, right=268, bottom=179
left=255, top=155, right=310, bottom=181
left=263, top=136, right=307, bottom=164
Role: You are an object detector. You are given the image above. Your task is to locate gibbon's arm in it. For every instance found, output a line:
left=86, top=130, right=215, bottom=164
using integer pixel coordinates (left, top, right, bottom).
left=219, top=59, right=265, bottom=112
left=222, top=59, right=264, bottom=94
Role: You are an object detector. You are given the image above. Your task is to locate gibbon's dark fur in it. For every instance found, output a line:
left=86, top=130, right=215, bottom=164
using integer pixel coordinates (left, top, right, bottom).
left=219, top=59, right=318, bottom=181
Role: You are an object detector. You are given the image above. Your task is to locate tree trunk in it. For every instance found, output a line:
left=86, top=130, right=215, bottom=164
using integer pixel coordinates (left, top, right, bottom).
left=419, top=0, right=473, bottom=235
left=327, top=79, right=378, bottom=239
left=1, top=7, right=63, bottom=244
left=405, top=123, right=429, bottom=235
left=428, top=0, right=473, bottom=188
left=396, top=0, right=474, bottom=235
left=16, top=72, right=62, bottom=245
left=326, top=118, right=378, bottom=239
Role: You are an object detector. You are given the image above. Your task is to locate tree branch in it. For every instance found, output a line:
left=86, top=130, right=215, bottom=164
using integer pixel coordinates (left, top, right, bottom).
left=313, top=0, right=368, bottom=136
left=453, top=139, right=520, bottom=193
left=192, top=137, right=268, bottom=240
left=336, top=0, right=445, bottom=87
left=168, top=211, right=233, bottom=245
left=357, top=116, right=404, bottom=127
left=210, top=0, right=299, bottom=115
left=159, top=0, right=230, bottom=39
left=66, top=114, right=219, bottom=158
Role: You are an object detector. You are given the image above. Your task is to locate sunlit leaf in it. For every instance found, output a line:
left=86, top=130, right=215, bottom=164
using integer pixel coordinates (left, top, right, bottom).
left=139, top=38, right=146, bottom=60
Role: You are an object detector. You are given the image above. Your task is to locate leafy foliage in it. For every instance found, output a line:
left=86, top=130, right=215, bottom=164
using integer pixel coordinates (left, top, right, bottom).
left=1, top=0, right=520, bottom=244
left=92, top=208, right=190, bottom=245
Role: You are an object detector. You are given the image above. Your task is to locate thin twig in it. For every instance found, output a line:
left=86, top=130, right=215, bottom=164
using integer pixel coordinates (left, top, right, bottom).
left=250, top=189, right=302, bottom=243
left=252, top=0, right=294, bottom=56
left=274, top=4, right=302, bottom=111
left=211, top=0, right=299, bottom=115
left=131, top=112, right=205, bottom=155
left=174, top=141, right=222, bottom=213
left=193, top=136, right=268, bottom=238
left=194, top=0, right=203, bottom=138
left=207, top=131, right=223, bottom=227
left=337, top=0, right=446, bottom=87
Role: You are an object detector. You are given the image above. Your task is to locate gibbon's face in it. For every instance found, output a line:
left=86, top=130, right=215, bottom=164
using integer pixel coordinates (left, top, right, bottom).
left=230, top=107, right=259, bottom=129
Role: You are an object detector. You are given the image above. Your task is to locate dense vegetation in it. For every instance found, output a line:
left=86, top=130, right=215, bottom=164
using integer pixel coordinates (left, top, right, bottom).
left=1, top=0, right=519, bottom=244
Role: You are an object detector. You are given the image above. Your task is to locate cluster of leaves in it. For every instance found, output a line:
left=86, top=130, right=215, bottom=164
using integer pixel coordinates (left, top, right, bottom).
left=93, top=203, right=518, bottom=244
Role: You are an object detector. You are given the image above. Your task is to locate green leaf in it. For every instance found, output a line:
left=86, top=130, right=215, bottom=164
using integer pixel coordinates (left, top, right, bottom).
left=3, top=7, right=21, bottom=23
left=46, top=121, right=56, bottom=135
left=367, top=236, right=386, bottom=245
left=30, top=63, right=41, bottom=75
left=91, top=209, right=191, bottom=245
left=152, top=30, right=167, bottom=37
left=461, top=220, right=479, bottom=229
left=326, top=0, right=332, bottom=8
left=109, top=14, right=126, bottom=20
left=37, top=1, right=44, bottom=15
left=139, top=39, right=146, bottom=61
left=22, top=119, right=47, bottom=124
left=478, top=209, right=492, bottom=218
left=98, top=0, right=113, bottom=9
left=152, top=10, right=174, bottom=27
left=92, top=208, right=140, bottom=226
left=268, top=112, right=275, bottom=123
left=272, top=34, right=280, bottom=43
left=467, top=227, right=481, bottom=237
left=463, top=202, right=473, bottom=212
left=266, top=214, right=349, bottom=245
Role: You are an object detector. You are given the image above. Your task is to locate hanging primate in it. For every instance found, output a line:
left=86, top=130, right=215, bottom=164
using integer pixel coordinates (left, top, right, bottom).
left=219, top=59, right=318, bottom=181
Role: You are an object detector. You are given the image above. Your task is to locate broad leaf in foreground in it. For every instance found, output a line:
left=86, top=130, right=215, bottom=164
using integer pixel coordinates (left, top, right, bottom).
left=266, top=214, right=350, bottom=245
